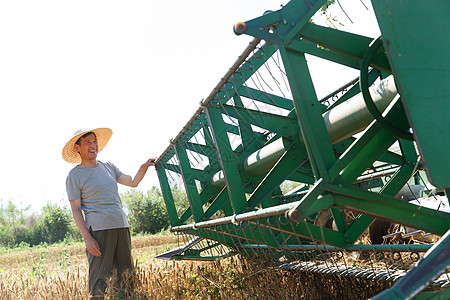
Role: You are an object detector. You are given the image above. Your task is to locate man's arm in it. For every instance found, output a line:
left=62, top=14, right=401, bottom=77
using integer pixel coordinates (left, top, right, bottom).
left=117, top=158, right=156, bottom=187
left=69, top=199, right=101, bottom=257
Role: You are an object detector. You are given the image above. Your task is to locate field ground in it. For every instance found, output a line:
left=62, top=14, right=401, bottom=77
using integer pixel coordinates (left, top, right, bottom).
left=0, top=233, right=394, bottom=299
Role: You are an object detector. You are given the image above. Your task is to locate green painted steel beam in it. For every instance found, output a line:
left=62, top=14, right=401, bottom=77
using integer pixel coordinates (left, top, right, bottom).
left=279, top=43, right=336, bottom=182
left=287, top=39, right=361, bottom=70
left=175, top=144, right=205, bottom=222
left=206, top=105, right=248, bottom=214
left=247, top=143, right=308, bottom=208
left=238, top=86, right=294, bottom=111
left=184, top=142, right=217, bottom=160
left=156, top=165, right=179, bottom=226
left=204, top=187, right=231, bottom=219
left=163, top=163, right=181, bottom=174
left=298, top=23, right=391, bottom=73
left=222, top=104, right=298, bottom=139
left=232, top=95, right=259, bottom=153
left=327, top=184, right=450, bottom=236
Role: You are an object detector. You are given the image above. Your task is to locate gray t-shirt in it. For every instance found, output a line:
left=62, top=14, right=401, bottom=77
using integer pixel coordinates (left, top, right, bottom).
left=66, top=161, right=129, bottom=231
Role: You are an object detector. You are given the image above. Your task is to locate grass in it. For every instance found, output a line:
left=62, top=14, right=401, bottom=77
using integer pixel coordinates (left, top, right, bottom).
left=0, top=233, right=396, bottom=299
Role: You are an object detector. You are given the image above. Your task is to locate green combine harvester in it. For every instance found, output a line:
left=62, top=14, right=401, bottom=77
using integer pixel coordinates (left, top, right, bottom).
left=154, top=1, right=450, bottom=298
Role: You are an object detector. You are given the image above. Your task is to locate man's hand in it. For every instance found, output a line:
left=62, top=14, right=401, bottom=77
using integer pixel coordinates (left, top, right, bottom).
left=117, top=157, right=158, bottom=187
left=143, top=157, right=157, bottom=167
left=85, top=235, right=101, bottom=257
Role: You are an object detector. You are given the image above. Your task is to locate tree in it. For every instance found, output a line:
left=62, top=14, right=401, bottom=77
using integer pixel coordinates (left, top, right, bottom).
left=122, top=188, right=169, bottom=234
left=40, top=204, right=73, bottom=244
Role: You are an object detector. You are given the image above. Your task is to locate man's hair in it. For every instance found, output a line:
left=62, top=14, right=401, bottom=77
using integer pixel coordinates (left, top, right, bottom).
left=75, top=131, right=96, bottom=146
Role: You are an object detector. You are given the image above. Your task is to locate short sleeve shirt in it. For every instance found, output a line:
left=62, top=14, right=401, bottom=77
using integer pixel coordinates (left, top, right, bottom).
left=66, top=161, right=129, bottom=231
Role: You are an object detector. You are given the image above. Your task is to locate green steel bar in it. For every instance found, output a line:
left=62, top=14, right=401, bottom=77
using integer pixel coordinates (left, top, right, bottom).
left=171, top=201, right=297, bottom=232
left=298, top=22, right=390, bottom=73
left=203, top=187, right=230, bottom=219
left=205, top=105, right=247, bottom=214
left=232, top=95, right=257, bottom=152
left=328, top=184, right=450, bottom=236
left=184, top=142, right=217, bottom=160
left=246, top=144, right=307, bottom=209
left=175, top=144, right=205, bottom=222
left=279, top=43, right=335, bottom=182
left=156, top=165, right=179, bottom=226
left=238, top=86, right=294, bottom=110
left=222, top=104, right=298, bottom=139
left=287, top=39, right=361, bottom=70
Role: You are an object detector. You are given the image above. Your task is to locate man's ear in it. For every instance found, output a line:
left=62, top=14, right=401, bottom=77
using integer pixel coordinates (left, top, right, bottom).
left=74, top=144, right=80, bottom=154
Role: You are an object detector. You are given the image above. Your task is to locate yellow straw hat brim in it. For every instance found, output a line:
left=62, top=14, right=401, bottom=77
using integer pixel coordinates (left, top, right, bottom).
left=62, top=128, right=113, bottom=164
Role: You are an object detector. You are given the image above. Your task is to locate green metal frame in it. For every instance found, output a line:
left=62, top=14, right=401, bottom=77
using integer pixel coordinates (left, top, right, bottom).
left=154, top=0, right=450, bottom=298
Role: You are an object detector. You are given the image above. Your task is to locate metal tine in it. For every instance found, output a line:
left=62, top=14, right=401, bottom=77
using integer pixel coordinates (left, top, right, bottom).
left=381, top=253, right=392, bottom=278
left=217, top=95, right=256, bottom=153
left=231, top=96, right=261, bottom=144
left=251, top=47, right=274, bottom=92
left=232, top=77, right=277, bottom=147
left=244, top=221, right=265, bottom=258
left=236, top=222, right=266, bottom=252
left=230, top=223, right=250, bottom=257
left=221, top=225, right=243, bottom=255
left=260, top=223, right=282, bottom=259
left=271, top=51, right=291, bottom=98
left=242, top=220, right=270, bottom=258
left=237, top=60, right=268, bottom=115
left=254, top=66, right=274, bottom=93
left=288, top=222, right=315, bottom=262
left=163, top=162, right=175, bottom=183
left=273, top=221, right=302, bottom=262
left=262, top=50, right=289, bottom=99
left=199, top=121, right=221, bottom=164
left=182, top=138, right=201, bottom=167
left=303, top=220, right=332, bottom=269
left=267, top=219, right=293, bottom=259
left=262, top=55, right=282, bottom=87
left=230, top=79, right=259, bottom=123
left=214, top=96, right=250, bottom=152
left=275, top=48, right=290, bottom=93
left=217, top=96, right=240, bottom=128
left=191, top=130, right=211, bottom=166
left=258, top=218, right=287, bottom=259
left=248, top=77, right=266, bottom=115
left=316, top=216, right=343, bottom=271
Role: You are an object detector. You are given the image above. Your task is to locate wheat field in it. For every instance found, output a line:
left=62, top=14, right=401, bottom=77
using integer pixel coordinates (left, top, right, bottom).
left=0, top=234, right=392, bottom=299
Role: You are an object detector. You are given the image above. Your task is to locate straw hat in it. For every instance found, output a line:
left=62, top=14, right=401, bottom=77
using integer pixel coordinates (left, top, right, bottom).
left=62, top=128, right=113, bottom=164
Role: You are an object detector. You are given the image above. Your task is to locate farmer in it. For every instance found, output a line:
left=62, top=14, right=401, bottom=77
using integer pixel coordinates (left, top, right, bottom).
left=62, top=127, right=156, bottom=299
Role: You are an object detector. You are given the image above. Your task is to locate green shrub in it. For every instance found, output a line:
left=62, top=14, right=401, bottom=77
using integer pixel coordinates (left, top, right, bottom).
left=122, top=188, right=169, bottom=234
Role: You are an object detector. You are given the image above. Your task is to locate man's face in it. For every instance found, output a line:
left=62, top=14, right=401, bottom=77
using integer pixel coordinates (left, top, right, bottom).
left=74, top=133, right=98, bottom=161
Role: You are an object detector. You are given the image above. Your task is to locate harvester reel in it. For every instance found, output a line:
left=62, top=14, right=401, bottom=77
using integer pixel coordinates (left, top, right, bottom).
left=154, top=1, right=450, bottom=299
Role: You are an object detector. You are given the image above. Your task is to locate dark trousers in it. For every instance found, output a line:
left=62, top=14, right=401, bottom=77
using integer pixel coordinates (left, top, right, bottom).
left=87, top=227, right=133, bottom=299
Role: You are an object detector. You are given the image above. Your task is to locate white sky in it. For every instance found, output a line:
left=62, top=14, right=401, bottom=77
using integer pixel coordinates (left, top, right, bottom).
left=0, top=0, right=380, bottom=211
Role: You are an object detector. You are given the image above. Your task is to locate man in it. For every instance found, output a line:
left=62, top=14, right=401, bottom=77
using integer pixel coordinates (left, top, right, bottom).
left=62, top=127, right=155, bottom=299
